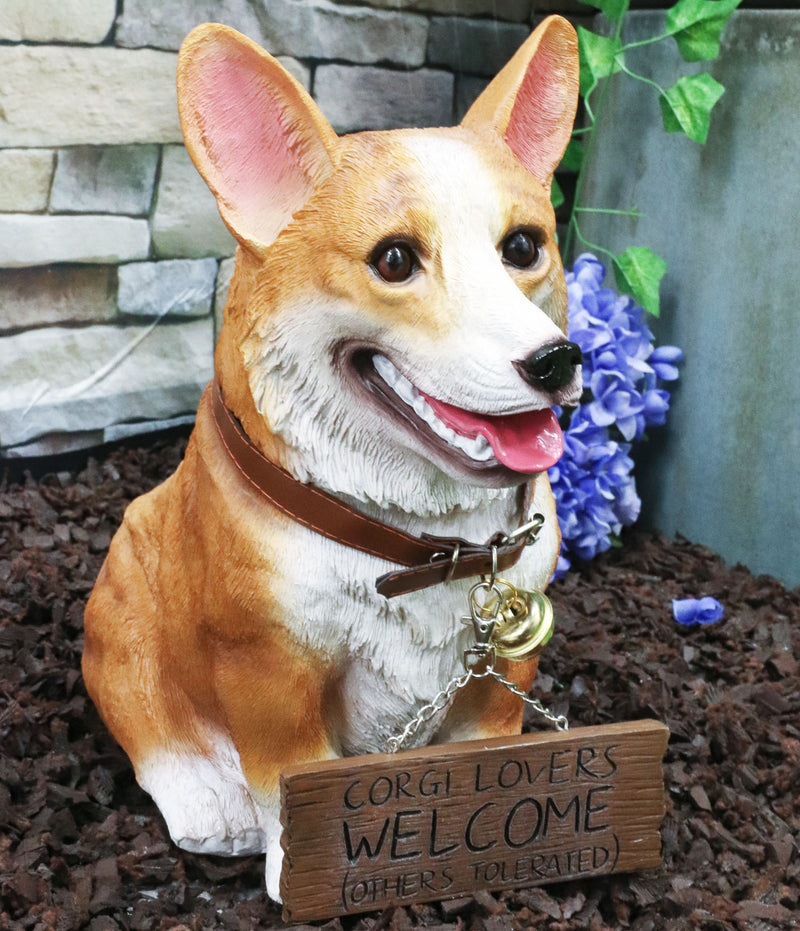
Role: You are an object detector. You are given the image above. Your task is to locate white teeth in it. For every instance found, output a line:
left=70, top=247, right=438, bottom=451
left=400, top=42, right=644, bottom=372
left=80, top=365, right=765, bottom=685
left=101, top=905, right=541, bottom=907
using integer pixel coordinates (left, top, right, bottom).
left=455, top=432, right=492, bottom=460
left=372, top=353, right=396, bottom=383
left=394, top=375, right=415, bottom=405
left=372, top=353, right=494, bottom=462
left=412, top=395, right=428, bottom=418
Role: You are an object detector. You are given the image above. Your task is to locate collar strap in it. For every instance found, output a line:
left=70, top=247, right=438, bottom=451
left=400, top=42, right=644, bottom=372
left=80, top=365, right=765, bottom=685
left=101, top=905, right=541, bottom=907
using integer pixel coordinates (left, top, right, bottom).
left=211, top=380, right=537, bottom=598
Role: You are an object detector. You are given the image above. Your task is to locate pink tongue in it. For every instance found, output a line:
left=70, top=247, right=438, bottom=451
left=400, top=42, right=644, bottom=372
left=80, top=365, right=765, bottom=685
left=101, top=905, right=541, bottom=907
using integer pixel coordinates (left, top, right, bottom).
left=424, top=394, right=563, bottom=473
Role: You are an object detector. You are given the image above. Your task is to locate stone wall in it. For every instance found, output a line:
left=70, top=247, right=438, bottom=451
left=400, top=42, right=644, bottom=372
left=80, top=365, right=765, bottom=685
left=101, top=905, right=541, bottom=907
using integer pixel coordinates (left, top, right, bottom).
left=0, top=0, right=581, bottom=458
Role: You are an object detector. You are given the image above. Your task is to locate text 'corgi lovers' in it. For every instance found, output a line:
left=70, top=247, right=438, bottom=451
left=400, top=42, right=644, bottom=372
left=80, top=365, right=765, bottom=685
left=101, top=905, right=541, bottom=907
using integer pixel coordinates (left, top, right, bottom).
left=280, top=721, right=668, bottom=922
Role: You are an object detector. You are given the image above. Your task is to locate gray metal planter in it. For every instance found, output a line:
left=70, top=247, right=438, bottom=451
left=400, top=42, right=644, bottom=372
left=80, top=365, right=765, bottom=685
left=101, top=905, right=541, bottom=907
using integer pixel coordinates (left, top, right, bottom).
left=578, top=10, right=800, bottom=586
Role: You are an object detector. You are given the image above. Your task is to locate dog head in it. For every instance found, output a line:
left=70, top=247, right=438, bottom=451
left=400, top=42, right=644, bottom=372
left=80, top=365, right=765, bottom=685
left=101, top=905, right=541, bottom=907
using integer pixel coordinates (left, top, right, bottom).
left=178, top=19, right=581, bottom=514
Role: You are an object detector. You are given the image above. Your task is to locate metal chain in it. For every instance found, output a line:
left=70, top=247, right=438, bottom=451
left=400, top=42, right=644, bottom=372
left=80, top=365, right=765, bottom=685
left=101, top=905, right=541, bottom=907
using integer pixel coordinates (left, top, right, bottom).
left=385, top=664, right=568, bottom=754
left=385, top=512, right=566, bottom=754
left=384, top=669, right=474, bottom=754
left=484, top=667, right=569, bottom=732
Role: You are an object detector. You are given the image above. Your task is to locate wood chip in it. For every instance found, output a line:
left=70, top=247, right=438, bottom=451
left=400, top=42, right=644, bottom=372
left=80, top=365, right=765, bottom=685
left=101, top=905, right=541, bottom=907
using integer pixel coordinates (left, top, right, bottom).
left=2, top=435, right=799, bottom=929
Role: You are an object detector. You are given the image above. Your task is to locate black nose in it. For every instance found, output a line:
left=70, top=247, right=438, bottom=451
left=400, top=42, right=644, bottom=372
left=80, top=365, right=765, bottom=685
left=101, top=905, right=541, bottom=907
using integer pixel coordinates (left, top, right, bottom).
left=514, top=341, right=582, bottom=393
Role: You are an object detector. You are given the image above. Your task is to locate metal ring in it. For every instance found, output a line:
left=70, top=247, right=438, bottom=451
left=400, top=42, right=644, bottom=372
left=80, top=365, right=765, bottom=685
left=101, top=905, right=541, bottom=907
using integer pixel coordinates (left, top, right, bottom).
left=443, top=542, right=461, bottom=583
left=503, top=513, right=545, bottom=545
left=469, top=578, right=509, bottom=625
left=489, top=544, right=498, bottom=585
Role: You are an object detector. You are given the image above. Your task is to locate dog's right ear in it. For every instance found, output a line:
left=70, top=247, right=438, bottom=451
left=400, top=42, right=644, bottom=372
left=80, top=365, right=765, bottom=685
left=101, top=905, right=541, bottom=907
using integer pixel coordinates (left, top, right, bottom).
left=177, top=24, right=338, bottom=251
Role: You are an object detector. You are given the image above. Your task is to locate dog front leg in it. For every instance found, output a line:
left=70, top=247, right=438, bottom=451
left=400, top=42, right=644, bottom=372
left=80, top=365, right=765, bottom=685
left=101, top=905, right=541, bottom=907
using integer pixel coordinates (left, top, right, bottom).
left=212, top=638, right=341, bottom=902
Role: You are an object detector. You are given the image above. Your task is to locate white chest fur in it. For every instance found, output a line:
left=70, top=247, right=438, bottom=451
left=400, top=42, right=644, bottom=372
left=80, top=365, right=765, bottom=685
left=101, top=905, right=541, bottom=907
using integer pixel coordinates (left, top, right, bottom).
left=272, top=474, right=560, bottom=756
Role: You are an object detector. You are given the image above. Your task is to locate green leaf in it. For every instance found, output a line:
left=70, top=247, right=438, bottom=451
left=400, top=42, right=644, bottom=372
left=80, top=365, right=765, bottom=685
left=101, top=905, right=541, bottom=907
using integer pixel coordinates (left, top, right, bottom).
left=580, top=0, right=629, bottom=22
left=612, top=247, right=667, bottom=317
left=659, top=72, right=725, bottom=144
left=560, top=139, right=586, bottom=173
left=550, top=177, right=565, bottom=210
left=577, top=27, right=624, bottom=98
left=666, top=0, right=743, bottom=63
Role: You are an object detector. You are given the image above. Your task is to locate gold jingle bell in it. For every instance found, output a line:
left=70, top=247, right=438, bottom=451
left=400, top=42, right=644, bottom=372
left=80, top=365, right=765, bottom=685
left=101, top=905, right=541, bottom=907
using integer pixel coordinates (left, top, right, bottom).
left=490, top=588, right=554, bottom=661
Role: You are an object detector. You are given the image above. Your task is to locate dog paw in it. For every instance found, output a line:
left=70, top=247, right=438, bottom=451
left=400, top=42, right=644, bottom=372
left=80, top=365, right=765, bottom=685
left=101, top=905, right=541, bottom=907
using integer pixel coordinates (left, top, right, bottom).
left=176, top=824, right=266, bottom=857
left=264, top=824, right=284, bottom=904
left=138, top=748, right=267, bottom=855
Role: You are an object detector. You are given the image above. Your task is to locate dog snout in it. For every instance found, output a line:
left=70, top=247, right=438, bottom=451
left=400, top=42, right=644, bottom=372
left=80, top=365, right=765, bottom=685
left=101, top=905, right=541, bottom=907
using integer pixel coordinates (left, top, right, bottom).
left=514, top=341, right=582, bottom=394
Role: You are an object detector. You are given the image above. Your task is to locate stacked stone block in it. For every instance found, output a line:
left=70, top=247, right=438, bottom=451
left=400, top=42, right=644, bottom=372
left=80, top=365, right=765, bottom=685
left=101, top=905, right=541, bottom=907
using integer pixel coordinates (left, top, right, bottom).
left=0, top=0, right=576, bottom=458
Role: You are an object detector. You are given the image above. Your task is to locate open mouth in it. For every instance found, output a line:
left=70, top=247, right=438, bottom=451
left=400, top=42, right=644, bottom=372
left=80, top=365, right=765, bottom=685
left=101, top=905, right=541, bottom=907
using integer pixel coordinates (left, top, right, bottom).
left=351, top=350, right=564, bottom=477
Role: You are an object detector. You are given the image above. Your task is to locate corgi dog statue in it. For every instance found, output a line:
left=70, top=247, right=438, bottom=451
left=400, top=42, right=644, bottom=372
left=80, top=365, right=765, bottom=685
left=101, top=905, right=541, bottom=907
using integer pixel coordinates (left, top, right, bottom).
left=82, top=16, right=582, bottom=900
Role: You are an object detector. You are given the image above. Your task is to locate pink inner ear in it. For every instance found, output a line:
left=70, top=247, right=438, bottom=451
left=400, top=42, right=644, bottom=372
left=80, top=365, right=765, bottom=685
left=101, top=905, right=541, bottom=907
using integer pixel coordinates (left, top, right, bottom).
left=504, top=40, right=573, bottom=185
left=193, top=54, right=316, bottom=240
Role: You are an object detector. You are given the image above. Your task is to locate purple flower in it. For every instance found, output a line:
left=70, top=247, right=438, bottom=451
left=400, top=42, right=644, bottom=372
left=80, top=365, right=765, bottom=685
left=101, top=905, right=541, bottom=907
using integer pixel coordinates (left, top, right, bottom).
left=672, top=597, right=724, bottom=625
left=586, top=371, right=645, bottom=440
left=549, top=254, right=682, bottom=576
left=649, top=345, right=683, bottom=381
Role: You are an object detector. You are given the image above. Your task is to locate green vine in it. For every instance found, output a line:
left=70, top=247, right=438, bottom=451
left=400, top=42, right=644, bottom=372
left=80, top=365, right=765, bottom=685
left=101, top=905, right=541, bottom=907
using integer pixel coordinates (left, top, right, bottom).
left=554, top=0, right=742, bottom=316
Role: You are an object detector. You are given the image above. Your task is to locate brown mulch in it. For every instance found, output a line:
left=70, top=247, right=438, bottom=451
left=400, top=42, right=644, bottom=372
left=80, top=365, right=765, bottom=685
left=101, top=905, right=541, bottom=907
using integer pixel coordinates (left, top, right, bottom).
left=1, top=435, right=798, bottom=931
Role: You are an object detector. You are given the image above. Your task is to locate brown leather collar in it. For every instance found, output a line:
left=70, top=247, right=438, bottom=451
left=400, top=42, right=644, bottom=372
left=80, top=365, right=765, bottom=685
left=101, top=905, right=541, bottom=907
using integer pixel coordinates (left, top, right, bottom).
left=211, top=379, right=540, bottom=598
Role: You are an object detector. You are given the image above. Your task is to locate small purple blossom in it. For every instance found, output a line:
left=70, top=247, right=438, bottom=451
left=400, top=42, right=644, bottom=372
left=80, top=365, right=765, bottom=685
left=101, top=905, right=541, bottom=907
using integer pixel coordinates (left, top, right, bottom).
left=649, top=345, right=683, bottom=382
left=549, top=254, right=683, bottom=576
left=672, top=597, right=724, bottom=626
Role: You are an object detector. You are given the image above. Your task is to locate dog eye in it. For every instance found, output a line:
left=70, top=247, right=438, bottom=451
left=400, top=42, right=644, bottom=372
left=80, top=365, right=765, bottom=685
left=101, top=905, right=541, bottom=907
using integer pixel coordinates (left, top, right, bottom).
left=501, top=230, right=543, bottom=269
left=371, top=242, right=417, bottom=283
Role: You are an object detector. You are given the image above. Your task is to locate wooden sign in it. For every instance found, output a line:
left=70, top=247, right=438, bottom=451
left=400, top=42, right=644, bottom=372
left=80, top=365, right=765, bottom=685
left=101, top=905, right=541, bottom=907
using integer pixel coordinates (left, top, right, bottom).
left=280, top=720, right=669, bottom=922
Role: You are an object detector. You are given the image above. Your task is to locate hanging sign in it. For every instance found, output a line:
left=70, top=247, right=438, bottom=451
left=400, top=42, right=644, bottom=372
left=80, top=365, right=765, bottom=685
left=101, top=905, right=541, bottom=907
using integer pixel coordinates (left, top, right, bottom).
left=280, top=720, right=669, bottom=922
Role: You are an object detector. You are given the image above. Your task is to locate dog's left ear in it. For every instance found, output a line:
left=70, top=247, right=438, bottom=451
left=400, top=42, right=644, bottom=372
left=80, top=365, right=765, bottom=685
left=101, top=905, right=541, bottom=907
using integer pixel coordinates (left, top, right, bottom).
left=461, top=15, right=579, bottom=190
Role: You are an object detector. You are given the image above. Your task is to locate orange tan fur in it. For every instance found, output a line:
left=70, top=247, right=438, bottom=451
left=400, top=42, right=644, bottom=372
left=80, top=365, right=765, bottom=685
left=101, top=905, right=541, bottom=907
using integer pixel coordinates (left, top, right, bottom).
left=83, top=17, right=580, bottom=900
